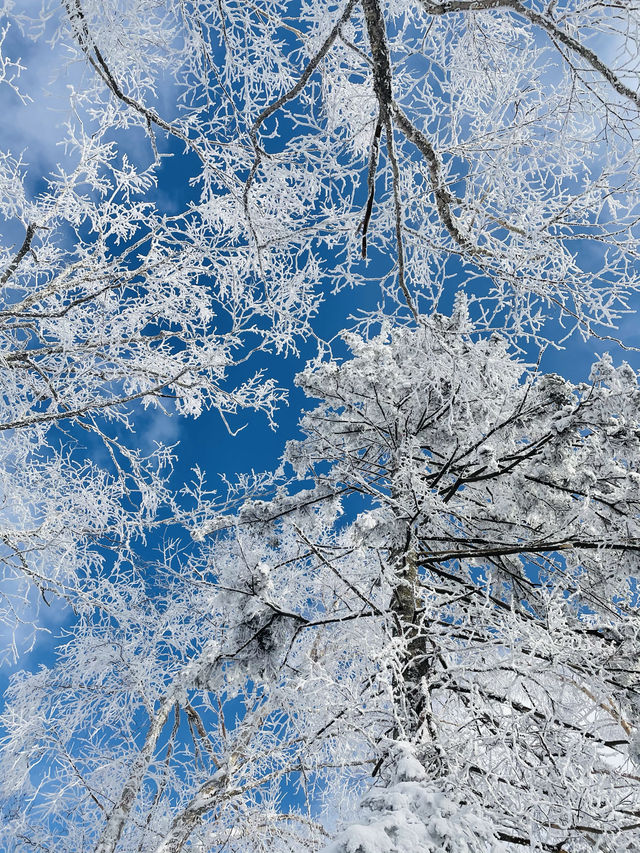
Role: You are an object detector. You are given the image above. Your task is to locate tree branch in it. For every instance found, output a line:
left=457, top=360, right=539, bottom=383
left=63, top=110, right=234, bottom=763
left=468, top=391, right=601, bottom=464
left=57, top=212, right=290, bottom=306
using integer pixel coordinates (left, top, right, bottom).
left=418, top=0, right=640, bottom=110
left=243, top=0, right=359, bottom=230
left=64, top=0, right=207, bottom=162
left=0, top=223, right=36, bottom=286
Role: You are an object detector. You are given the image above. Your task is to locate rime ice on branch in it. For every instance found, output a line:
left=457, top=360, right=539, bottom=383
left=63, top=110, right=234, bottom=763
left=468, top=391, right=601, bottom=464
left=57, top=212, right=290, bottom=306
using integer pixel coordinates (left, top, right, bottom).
left=5, top=306, right=638, bottom=851
left=1, top=1, right=640, bottom=851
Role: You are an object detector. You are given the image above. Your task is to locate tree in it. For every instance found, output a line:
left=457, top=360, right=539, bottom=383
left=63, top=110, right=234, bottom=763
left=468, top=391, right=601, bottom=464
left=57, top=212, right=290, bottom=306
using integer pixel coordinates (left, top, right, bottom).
left=0, top=0, right=640, bottom=851
left=0, top=0, right=638, bottom=634
left=3, top=0, right=640, bottom=348
left=2, top=305, right=639, bottom=851
left=227, top=305, right=640, bottom=851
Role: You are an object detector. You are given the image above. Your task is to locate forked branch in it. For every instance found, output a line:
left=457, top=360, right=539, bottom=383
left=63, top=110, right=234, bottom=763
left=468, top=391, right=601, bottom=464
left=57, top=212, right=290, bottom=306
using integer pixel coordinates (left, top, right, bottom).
left=244, top=0, right=359, bottom=227
left=64, top=0, right=206, bottom=161
left=418, top=0, right=640, bottom=110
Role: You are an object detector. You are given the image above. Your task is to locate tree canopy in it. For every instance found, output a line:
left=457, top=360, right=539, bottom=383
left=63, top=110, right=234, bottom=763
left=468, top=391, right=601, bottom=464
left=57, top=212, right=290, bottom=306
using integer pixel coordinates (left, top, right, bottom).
left=0, top=2, right=639, bottom=851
